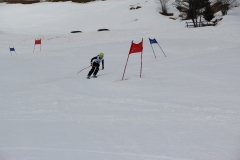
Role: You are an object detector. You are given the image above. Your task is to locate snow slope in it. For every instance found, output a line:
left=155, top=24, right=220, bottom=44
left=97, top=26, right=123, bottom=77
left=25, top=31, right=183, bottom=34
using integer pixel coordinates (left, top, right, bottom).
left=0, top=0, right=240, bottom=160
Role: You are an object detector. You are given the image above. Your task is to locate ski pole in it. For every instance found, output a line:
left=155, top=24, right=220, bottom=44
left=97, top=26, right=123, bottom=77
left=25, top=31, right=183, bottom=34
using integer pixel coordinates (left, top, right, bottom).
left=76, top=66, right=91, bottom=75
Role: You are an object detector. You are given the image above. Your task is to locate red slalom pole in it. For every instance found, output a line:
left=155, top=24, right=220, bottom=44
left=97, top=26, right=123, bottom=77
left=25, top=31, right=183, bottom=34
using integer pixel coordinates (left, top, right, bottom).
left=122, top=54, right=130, bottom=80
left=122, top=41, right=133, bottom=80
left=140, top=38, right=143, bottom=78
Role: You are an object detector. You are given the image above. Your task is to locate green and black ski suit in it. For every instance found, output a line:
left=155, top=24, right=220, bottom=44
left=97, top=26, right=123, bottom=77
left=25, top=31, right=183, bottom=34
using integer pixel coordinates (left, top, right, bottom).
left=87, top=55, right=104, bottom=77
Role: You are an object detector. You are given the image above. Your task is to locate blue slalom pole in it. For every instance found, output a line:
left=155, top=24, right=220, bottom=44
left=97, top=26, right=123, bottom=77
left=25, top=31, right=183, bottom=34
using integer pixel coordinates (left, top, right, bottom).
left=150, top=43, right=157, bottom=58
left=157, top=43, right=166, bottom=57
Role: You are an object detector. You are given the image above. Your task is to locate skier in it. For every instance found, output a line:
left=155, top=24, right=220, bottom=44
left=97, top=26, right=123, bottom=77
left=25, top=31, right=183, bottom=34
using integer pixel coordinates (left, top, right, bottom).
left=87, top=52, right=104, bottom=79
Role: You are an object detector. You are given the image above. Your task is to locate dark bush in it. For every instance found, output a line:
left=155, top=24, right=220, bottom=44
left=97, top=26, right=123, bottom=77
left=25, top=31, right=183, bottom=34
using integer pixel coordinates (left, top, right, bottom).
left=203, top=1, right=214, bottom=22
left=71, top=31, right=82, bottom=33
left=159, top=12, right=174, bottom=16
left=71, top=0, right=94, bottom=3
left=97, top=29, right=110, bottom=31
left=8, top=0, right=39, bottom=4
left=8, top=0, right=95, bottom=3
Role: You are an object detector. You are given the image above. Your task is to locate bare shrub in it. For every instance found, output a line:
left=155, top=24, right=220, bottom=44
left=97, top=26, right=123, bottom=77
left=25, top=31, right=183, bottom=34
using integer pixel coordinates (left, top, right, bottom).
left=159, top=0, right=171, bottom=14
left=214, top=0, right=240, bottom=15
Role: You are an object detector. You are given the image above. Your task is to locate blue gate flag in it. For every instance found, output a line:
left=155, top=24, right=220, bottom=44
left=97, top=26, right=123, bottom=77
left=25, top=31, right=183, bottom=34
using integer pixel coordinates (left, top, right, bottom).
left=148, top=38, right=166, bottom=57
left=149, top=38, right=158, bottom=44
left=9, top=47, right=17, bottom=55
left=10, top=47, right=15, bottom=51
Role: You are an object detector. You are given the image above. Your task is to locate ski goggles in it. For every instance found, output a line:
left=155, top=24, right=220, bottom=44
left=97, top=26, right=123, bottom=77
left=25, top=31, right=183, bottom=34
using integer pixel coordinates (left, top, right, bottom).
left=99, top=56, right=103, bottom=59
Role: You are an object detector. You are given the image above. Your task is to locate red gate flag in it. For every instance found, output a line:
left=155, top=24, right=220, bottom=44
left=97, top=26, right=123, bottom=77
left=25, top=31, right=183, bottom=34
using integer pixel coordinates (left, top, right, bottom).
left=122, top=38, right=143, bottom=80
left=129, top=41, right=143, bottom=54
left=33, top=39, right=41, bottom=52
left=35, top=39, right=41, bottom=45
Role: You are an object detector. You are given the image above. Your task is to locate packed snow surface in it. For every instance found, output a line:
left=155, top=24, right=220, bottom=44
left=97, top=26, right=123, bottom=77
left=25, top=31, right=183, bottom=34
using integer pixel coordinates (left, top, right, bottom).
left=0, top=0, right=240, bottom=160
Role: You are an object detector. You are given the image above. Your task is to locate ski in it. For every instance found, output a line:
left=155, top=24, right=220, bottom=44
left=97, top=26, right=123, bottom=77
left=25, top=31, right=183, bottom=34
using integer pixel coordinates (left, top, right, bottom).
left=86, top=76, right=97, bottom=79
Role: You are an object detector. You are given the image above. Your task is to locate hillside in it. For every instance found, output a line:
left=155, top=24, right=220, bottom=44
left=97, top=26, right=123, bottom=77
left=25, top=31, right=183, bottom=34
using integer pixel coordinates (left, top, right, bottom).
left=0, top=0, right=240, bottom=160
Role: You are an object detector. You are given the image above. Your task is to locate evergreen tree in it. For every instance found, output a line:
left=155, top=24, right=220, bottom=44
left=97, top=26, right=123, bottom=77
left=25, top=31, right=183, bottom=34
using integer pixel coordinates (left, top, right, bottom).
left=203, top=1, right=214, bottom=22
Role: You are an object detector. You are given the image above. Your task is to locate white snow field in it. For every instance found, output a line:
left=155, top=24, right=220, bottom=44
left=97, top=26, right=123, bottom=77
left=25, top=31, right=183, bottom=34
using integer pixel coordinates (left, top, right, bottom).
left=0, top=0, right=240, bottom=159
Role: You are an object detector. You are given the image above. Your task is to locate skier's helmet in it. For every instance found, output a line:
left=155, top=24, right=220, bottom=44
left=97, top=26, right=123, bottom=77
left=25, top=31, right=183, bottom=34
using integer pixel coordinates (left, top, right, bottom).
left=99, top=52, right=104, bottom=58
